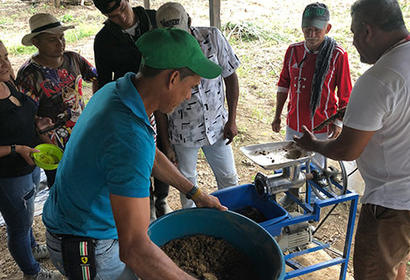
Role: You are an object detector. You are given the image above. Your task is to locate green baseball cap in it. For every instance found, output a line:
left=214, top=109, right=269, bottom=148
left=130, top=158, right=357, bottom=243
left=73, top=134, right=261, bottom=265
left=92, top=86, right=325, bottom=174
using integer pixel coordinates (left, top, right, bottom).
left=302, top=2, right=330, bottom=29
left=136, top=28, right=222, bottom=79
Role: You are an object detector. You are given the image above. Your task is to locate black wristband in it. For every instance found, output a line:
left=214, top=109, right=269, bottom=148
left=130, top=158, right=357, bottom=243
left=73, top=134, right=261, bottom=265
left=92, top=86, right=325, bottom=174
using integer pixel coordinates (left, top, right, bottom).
left=185, top=185, right=199, bottom=199
left=10, top=144, right=16, bottom=154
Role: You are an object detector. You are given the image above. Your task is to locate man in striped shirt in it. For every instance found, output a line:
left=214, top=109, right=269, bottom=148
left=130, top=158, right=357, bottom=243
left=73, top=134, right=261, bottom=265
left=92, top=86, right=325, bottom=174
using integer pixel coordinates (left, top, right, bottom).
left=155, top=3, right=240, bottom=209
left=271, top=2, right=352, bottom=207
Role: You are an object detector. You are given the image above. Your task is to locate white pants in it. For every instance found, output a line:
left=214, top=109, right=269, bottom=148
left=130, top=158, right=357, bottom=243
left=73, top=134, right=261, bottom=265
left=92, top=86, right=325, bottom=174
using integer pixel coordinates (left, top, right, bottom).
left=174, top=138, right=238, bottom=208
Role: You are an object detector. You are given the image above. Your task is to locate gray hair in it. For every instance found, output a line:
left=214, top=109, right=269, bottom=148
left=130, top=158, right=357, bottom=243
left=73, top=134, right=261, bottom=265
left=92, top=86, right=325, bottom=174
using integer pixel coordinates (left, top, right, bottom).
left=351, top=0, right=406, bottom=31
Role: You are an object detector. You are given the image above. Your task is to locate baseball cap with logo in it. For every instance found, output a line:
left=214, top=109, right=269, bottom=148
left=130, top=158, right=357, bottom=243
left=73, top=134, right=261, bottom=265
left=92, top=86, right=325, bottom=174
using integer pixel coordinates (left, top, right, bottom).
left=22, top=13, right=74, bottom=46
left=302, top=2, right=330, bottom=29
left=156, top=2, right=189, bottom=32
left=136, top=28, right=221, bottom=79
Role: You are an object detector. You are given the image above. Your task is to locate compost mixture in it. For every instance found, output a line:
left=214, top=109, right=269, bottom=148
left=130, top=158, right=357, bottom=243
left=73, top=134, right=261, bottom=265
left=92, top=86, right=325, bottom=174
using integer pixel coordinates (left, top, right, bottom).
left=236, top=206, right=267, bottom=223
left=161, top=234, right=256, bottom=280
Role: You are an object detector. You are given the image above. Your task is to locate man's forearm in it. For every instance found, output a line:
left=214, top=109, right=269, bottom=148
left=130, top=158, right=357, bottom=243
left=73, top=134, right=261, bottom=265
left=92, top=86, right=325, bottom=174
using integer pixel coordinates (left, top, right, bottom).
left=110, top=195, right=195, bottom=280
left=310, top=138, right=350, bottom=161
left=121, top=237, right=195, bottom=280
left=152, top=148, right=193, bottom=195
left=295, top=126, right=375, bottom=161
left=274, top=91, right=288, bottom=120
left=224, top=73, right=239, bottom=122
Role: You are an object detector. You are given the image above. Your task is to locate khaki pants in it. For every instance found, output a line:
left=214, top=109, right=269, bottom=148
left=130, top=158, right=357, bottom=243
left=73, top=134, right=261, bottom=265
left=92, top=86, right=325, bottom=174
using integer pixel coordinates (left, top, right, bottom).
left=354, top=204, right=410, bottom=280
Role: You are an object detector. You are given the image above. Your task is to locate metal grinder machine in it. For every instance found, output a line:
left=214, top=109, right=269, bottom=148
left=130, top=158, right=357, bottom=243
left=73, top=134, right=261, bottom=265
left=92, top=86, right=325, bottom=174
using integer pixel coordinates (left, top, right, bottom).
left=212, top=141, right=359, bottom=280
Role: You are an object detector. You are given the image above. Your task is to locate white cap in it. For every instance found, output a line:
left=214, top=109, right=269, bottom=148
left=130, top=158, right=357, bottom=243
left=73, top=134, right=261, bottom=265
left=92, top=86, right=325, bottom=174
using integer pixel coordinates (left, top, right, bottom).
left=156, top=2, right=189, bottom=32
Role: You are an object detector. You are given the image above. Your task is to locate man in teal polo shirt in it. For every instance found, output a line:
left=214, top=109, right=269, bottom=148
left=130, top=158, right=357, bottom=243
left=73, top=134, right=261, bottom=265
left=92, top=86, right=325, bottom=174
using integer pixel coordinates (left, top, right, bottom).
left=43, top=28, right=226, bottom=280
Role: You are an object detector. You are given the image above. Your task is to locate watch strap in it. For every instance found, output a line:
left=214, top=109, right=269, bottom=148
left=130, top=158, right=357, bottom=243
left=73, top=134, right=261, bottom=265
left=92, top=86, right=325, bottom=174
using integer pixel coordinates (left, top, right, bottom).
left=185, top=185, right=199, bottom=199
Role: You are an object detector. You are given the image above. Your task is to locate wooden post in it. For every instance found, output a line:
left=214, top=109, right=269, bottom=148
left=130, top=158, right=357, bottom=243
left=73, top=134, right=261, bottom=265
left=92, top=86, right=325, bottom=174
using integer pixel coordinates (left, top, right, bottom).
left=144, top=0, right=150, bottom=9
left=209, top=0, right=221, bottom=29
left=54, top=0, right=60, bottom=8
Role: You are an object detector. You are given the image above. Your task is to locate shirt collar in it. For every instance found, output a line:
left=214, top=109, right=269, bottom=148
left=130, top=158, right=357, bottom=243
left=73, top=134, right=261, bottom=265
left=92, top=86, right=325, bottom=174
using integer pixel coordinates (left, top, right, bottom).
left=115, top=72, right=152, bottom=129
left=303, top=41, right=320, bottom=54
left=190, top=27, right=205, bottom=43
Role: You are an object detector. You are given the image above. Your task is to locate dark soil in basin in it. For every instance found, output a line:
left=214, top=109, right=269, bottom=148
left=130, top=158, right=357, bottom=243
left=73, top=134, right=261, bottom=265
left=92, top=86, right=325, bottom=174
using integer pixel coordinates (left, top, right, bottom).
left=161, top=234, right=257, bottom=280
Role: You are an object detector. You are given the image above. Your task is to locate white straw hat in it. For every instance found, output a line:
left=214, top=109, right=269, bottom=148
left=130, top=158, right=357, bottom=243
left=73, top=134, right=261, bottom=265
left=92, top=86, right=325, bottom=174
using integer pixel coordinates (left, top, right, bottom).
left=22, top=13, right=74, bottom=46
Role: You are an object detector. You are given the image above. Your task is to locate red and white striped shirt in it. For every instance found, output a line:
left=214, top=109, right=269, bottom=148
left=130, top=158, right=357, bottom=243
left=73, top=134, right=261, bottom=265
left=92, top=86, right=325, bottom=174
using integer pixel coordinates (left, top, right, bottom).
left=277, top=41, right=352, bottom=133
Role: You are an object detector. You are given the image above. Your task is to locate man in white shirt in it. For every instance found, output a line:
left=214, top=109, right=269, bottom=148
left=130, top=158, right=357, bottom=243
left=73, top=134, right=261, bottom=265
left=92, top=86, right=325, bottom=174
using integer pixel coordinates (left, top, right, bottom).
left=294, top=0, right=409, bottom=279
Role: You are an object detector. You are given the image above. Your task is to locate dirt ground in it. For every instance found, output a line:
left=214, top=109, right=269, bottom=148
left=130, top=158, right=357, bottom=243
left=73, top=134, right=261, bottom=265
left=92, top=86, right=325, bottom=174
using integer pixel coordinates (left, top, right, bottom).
left=0, top=0, right=409, bottom=279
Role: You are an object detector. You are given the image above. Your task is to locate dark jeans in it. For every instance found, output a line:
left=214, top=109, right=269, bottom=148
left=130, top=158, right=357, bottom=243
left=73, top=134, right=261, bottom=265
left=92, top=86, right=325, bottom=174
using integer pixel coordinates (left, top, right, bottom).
left=153, top=177, right=169, bottom=201
left=0, top=168, right=40, bottom=275
left=44, top=169, right=56, bottom=188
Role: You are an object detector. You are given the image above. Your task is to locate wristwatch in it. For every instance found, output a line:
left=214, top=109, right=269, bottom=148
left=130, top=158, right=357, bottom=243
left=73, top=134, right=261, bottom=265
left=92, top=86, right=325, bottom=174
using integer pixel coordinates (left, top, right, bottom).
left=185, top=185, right=199, bottom=199
left=10, top=144, right=16, bottom=154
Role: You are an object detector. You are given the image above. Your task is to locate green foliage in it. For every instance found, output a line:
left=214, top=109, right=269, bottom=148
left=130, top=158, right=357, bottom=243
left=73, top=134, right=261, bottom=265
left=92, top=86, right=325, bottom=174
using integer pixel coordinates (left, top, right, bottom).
left=233, top=126, right=248, bottom=145
left=223, top=21, right=288, bottom=43
left=0, top=17, right=12, bottom=25
left=64, top=24, right=100, bottom=42
left=198, top=149, right=205, bottom=159
left=251, top=107, right=264, bottom=121
left=7, top=45, right=37, bottom=56
left=61, top=14, right=74, bottom=23
left=29, top=5, right=38, bottom=15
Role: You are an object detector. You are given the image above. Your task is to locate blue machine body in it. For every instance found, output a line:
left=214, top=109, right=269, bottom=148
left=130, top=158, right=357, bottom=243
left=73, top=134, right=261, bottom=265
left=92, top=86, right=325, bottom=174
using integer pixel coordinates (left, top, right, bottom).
left=148, top=208, right=286, bottom=280
left=213, top=182, right=359, bottom=280
left=213, top=184, right=288, bottom=236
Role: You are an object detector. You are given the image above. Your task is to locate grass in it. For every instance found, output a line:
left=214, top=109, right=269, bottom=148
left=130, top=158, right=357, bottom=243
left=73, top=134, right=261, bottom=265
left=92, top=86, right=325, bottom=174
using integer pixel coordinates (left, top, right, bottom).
left=223, top=21, right=290, bottom=43
left=233, top=126, right=250, bottom=145
left=64, top=24, right=101, bottom=42
left=7, top=45, right=37, bottom=56
left=0, top=16, right=13, bottom=25
left=61, top=14, right=74, bottom=23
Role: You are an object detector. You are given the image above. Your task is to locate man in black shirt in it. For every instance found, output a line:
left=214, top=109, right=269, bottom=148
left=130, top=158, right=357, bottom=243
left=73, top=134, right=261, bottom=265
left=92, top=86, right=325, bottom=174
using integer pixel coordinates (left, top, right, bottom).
left=93, top=0, right=156, bottom=87
left=93, top=0, right=172, bottom=219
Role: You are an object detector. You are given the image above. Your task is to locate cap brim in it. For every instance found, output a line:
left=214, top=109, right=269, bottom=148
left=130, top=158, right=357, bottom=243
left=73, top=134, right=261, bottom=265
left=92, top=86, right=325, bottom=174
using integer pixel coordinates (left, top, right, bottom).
left=21, top=25, right=74, bottom=46
left=302, top=19, right=327, bottom=29
left=189, top=57, right=222, bottom=79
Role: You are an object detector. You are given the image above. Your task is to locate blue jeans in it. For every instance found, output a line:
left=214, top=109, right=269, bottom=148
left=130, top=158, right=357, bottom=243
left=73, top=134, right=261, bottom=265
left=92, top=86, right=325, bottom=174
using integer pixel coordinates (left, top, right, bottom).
left=174, top=138, right=238, bottom=208
left=0, top=167, right=40, bottom=275
left=46, top=231, right=138, bottom=280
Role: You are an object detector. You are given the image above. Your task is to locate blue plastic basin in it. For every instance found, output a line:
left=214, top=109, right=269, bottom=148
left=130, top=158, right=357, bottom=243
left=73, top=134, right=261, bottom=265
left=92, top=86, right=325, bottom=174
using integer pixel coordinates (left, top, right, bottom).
left=212, top=184, right=288, bottom=236
left=148, top=208, right=285, bottom=280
